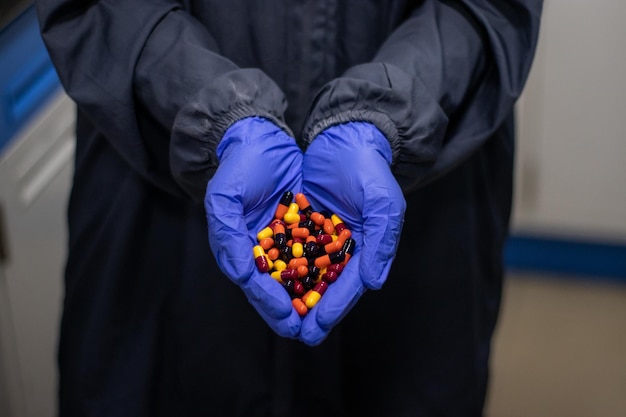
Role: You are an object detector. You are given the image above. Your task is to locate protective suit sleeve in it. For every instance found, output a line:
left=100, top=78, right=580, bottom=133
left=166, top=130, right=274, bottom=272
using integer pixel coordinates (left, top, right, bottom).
left=300, top=0, right=543, bottom=193
left=36, top=1, right=290, bottom=199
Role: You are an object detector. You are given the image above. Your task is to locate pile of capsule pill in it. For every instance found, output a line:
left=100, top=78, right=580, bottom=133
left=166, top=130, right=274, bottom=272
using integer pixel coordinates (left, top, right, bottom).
left=253, top=191, right=355, bottom=316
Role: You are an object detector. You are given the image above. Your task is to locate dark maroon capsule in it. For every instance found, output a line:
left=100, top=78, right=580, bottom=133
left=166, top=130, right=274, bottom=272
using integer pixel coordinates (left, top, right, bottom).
left=327, top=263, right=344, bottom=276
left=281, top=269, right=298, bottom=280
left=322, top=271, right=338, bottom=283
left=255, top=256, right=269, bottom=273
left=313, top=280, right=328, bottom=295
left=293, top=280, right=305, bottom=296
left=299, top=214, right=307, bottom=222
left=316, top=234, right=333, bottom=245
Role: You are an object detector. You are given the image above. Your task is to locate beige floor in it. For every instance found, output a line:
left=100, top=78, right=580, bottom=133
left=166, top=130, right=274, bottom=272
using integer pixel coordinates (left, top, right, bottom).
left=486, top=274, right=626, bottom=417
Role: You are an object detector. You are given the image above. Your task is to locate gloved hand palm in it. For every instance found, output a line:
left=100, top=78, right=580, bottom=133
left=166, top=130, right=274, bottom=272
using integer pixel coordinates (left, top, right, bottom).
left=205, top=117, right=302, bottom=338
left=300, top=122, right=406, bottom=345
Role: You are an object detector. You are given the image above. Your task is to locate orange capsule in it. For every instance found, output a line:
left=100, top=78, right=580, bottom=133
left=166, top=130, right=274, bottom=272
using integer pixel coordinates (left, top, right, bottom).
left=291, top=227, right=310, bottom=239
left=310, top=212, right=326, bottom=226
left=295, top=193, right=313, bottom=216
left=323, top=218, right=335, bottom=235
left=314, top=252, right=345, bottom=269
left=341, top=238, right=356, bottom=266
left=324, top=240, right=343, bottom=254
left=288, top=257, right=309, bottom=269
left=267, top=247, right=280, bottom=261
left=274, top=191, right=293, bottom=220
left=274, top=223, right=287, bottom=248
left=292, top=298, right=308, bottom=316
left=297, top=265, right=309, bottom=278
left=259, top=237, right=274, bottom=251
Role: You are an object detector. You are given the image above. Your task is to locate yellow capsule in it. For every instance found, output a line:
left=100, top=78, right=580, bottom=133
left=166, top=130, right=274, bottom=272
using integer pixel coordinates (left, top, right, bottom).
left=253, top=245, right=265, bottom=258
left=257, top=226, right=274, bottom=241
left=331, top=214, right=344, bottom=227
left=303, top=290, right=321, bottom=309
left=270, top=270, right=283, bottom=282
left=283, top=203, right=301, bottom=224
left=292, top=242, right=304, bottom=258
left=273, top=259, right=287, bottom=272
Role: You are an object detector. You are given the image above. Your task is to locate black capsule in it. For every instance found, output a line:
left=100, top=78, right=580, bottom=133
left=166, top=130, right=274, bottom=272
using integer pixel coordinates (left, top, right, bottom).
left=329, top=251, right=346, bottom=265
left=280, top=246, right=292, bottom=262
left=302, top=276, right=315, bottom=291
left=342, top=238, right=356, bottom=256
left=299, top=219, right=316, bottom=232
left=282, top=279, right=295, bottom=296
left=304, top=241, right=318, bottom=258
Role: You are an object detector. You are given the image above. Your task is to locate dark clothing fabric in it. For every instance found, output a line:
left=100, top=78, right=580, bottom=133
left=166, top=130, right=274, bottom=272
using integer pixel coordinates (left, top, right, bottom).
left=36, top=0, right=541, bottom=416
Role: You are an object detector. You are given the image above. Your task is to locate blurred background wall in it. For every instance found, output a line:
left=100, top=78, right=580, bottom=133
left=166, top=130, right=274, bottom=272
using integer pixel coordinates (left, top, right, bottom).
left=0, top=1, right=625, bottom=416
left=488, top=1, right=626, bottom=416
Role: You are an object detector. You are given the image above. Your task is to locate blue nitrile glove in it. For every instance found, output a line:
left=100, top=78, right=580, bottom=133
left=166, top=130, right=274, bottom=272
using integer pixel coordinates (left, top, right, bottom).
left=300, top=122, right=406, bottom=345
left=205, top=116, right=302, bottom=338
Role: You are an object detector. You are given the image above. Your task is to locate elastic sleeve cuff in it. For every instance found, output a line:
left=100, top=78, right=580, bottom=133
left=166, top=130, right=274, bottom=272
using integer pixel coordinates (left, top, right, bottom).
left=170, top=68, right=292, bottom=202
left=300, top=62, right=447, bottom=166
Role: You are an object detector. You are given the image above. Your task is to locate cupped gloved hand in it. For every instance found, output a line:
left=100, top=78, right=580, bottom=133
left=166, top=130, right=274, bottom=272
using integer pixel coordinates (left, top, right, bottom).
left=205, top=116, right=302, bottom=338
left=300, top=122, right=406, bottom=345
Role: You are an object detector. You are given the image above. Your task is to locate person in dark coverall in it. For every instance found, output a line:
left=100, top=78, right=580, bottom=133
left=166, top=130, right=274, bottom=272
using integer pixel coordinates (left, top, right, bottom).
left=36, top=0, right=542, bottom=416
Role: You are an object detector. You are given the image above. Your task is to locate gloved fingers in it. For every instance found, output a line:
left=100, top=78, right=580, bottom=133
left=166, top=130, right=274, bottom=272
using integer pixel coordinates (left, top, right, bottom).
left=254, top=307, right=302, bottom=339
left=241, top=270, right=302, bottom=337
left=205, top=189, right=256, bottom=284
left=359, top=174, right=406, bottom=290
left=299, top=252, right=366, bottom=346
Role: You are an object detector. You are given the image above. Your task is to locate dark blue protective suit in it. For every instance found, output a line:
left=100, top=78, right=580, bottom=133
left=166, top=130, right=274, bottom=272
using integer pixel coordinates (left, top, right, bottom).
left=36, top=1, right=542, bottom=416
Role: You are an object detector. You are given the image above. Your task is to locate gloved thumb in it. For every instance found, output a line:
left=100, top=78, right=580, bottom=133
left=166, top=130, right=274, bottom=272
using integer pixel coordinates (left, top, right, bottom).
left=359, top=178, right=405, bottom=289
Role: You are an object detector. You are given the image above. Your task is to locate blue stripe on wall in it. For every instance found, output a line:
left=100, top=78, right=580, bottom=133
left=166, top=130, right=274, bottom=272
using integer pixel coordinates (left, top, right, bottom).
left=505, top=235, right=626, bottom=283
